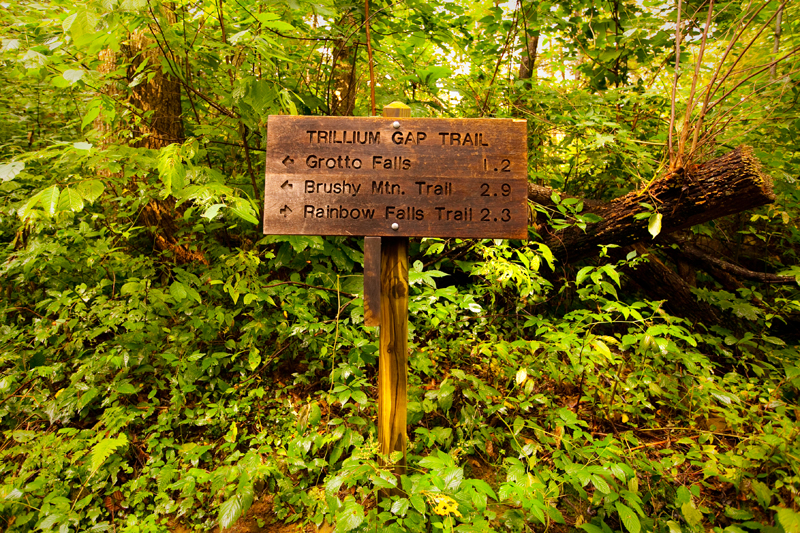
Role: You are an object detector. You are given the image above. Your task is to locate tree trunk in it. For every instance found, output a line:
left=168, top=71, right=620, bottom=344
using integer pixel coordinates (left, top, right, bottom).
left=531, top=146, right=775, bottom=264
left=518, top=33, right=539, bottom=80
left=771, top=4, right=783, bottom=79
left=125, top=28, right=184, bottom=148
left=328, top=12, right=359, bottom=116
left=100, top=3, right=206, bottom=264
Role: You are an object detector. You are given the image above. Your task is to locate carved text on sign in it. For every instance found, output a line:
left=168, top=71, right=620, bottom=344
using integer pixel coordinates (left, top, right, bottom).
left=263, top=116, right=528, bottom=239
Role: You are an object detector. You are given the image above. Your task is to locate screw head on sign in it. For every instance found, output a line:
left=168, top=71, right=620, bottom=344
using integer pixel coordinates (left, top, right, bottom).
left=391, top=223, right=399, bottom=230
left=392, top=121, right=401, bottom=129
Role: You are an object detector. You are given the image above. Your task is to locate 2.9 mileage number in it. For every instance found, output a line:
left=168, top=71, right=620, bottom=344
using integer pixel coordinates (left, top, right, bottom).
left=480, top=183, right=511, bottom=196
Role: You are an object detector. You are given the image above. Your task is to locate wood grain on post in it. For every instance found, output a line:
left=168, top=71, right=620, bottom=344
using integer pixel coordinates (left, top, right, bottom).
left=378, top=102, right=410, bottom=479
left=363, top=237, right=381, bottom=326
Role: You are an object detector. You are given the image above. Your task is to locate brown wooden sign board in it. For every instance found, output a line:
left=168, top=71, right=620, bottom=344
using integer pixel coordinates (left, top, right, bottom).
left=262, top=115, right=528, bottom=239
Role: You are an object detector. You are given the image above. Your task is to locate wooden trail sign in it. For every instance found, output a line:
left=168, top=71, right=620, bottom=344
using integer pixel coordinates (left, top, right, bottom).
left=262, top=115, right=528, bottom=239
left=262, top=106, right=528, bottom=488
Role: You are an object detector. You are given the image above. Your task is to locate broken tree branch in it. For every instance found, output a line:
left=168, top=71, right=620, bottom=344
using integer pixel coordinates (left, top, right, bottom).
left=529, top=146, right=775, bottom=264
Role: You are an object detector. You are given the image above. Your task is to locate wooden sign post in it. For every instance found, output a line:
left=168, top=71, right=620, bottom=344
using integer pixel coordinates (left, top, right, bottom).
left=376, top=103, right=410, bottom=477
left=262, top=105, right=527, bottom=484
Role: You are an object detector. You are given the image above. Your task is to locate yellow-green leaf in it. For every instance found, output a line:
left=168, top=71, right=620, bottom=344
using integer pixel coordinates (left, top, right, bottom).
left=77, top=180, right=105, bottom=203
left=58, top=187, right=84, bottom=212
left=648, top=212, right=662, bottom=239
left=615, top=502, right=641, bottom=533
left=776, top=508, right=800, bottom=533
left=90, top=434, right=128, bottom=475
left=40, top=185, right=60, bottom=217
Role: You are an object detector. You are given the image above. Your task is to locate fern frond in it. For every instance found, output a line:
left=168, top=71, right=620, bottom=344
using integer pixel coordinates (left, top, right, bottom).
left=90, top=434, right=128, bottom=475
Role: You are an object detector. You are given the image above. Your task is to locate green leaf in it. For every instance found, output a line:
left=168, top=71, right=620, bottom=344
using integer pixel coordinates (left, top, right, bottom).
left=576, top=266, right=593, bottom=286
left=681, top=501, right=703, bottom=529
left=257, top=12, right=296, bottom=32
left=648, top=212, right=662, bottom=238
left=63, top=69, right=85, bottom=84
left=18, top=190, right=44, bottom=220
left=0, top=162, right=24, bottom=182
left=512, top=416, right=524, bottom=435
left=666, top=520, right=682, bottom=533
left=81, top=101, right=102, bottom=130
left=218, top=494, right=243, bottom=529
left=675, top=485, right=692, bottom=506
left=184, top=285, right=202, bottom=304
left=73, top=142, right=92, bottom=151
left=336, top=500, right=364, bottom=532
left=762, top=335, right=785, bottom=346
left=308, top=402, right=322, bottom=426
left=409, top=494, right=426, bottom=514
left=77, top=180, right=105, bottom=203
left=170, top=281, right=188, bottom=301
left=724, top=526, right=747, bottom=533
left=90, top=434, right=128, bottom=475
left=351, top=390, right=367, bottom=405
left=120, top=281, right=142, bottom=295
left=722, top=507, right=753, bottom=520
left=248, top=348, right=261, bottom=371
left=591, top=474, right=611, bottom=494
left=391, top=497, right=410, bottom=515
left=441, top=466, right=463, bottom=491
left=117, top=383, right=137, bottom=394
left=592, top=339, right=613, bottom=361
left=120, top=0, right=147, bottom=10
left=224, top=421, right=238, bottom=443
left=230, top=199, right=259, bottom=225
left=546, top=505, right=567, bottom=524
left=202, top=203, right=225, bottom=220
left=64, top=9, right=100, bottom=47
left=157, top=146, right=186, bottom=196
left=602, top=265, right=621, bottom=287
left=466, top=478, right=497, bottom=500
left=1, top=486, right=23, bottom=501
left=58, top=187, right=84, bottom=212
left=22, top=50, right=47, bottom=69
left=776, top=507, right=800, bottom=533
left=537, top=242, right=555, bottom=270
left=40, top=185, right=60, bottom=217
left=615, top=502, right=641, bottom=533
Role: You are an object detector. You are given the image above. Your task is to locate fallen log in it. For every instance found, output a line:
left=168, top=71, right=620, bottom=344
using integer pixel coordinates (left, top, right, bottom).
left=529, top=146, right=775, bottom=264
left=668, top=239, right=796, bottom=285
left=623, top=244, right=721, bottom=326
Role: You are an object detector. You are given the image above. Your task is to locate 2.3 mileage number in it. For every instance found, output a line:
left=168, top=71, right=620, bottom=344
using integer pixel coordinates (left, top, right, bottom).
left=481, top=208, right=511, bottom=222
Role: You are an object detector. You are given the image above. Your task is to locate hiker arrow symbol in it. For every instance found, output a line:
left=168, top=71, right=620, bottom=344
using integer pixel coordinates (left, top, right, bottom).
left=280, top=205, right=292, bottom=217
left=280, top=180, right=293, bottom=191
left=281, top=155, right=294, bottom=166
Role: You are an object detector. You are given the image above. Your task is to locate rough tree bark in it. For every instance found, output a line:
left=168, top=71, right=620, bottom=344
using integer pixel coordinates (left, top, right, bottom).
left=328, top=12, right=359, bottom=116
left=622, top=244, right=722, bottom=325
left=518, top=33, right=539, bottom=81
left=668, top=238, right=796, bottom=284
left=530, top=146, right=775, bottom=264
left=528, top=146, right=778, bottom=326
left=100, top=4, right=206, bottom=264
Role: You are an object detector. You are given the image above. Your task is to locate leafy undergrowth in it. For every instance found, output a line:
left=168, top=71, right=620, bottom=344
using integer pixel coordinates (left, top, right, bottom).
left=1, top=222, right=799, bottom=533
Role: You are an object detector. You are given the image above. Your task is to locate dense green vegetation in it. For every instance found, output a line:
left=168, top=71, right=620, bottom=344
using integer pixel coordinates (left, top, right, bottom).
left=1, top=0, right=799, bottom=531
